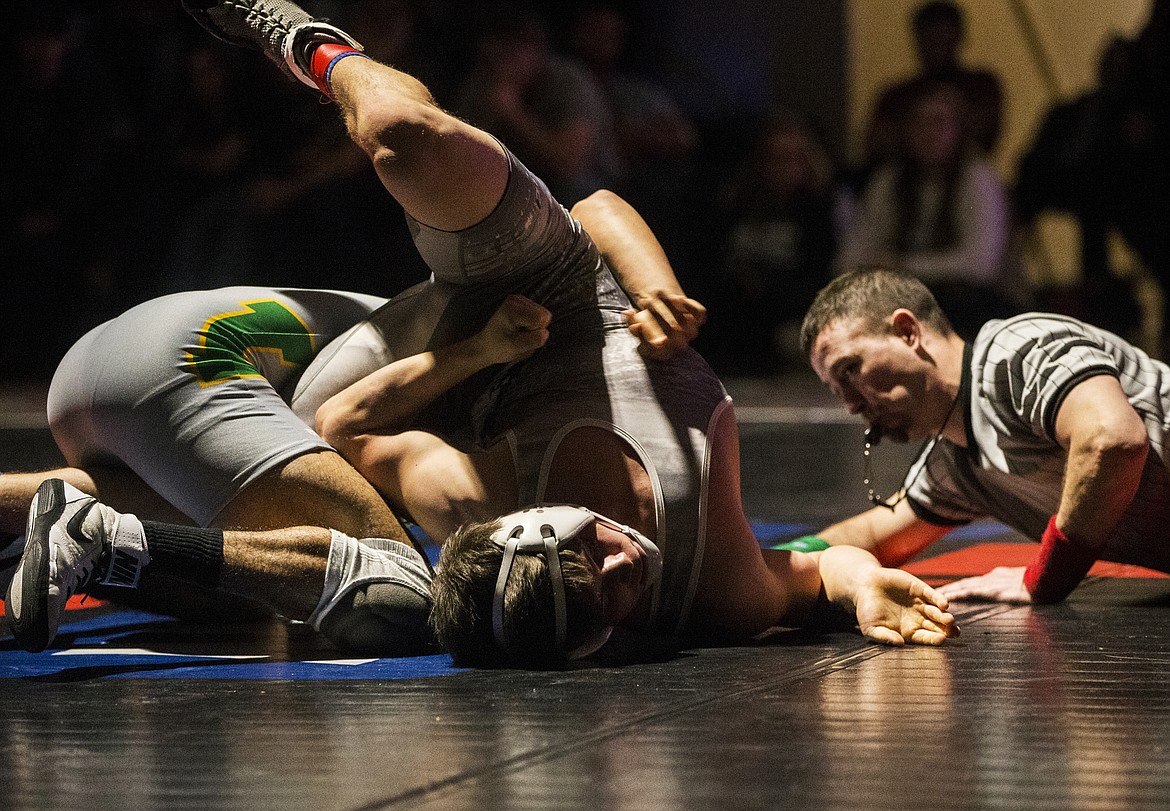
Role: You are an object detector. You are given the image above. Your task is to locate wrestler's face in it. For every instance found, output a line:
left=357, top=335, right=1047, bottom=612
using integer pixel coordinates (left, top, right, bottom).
left=586, top=522, right=655, bottom=625
left=810, top=315, right=933, bottom=443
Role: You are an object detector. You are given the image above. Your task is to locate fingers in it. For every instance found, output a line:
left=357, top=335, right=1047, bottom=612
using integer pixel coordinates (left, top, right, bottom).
left=502, top=296, right=551, bottom=348
left=860, top=589, right=960, bottom=648
left=625, top=294, right=706, bottom=360
left=479, top=295, right=551, bottom=363
left=907, top=627, right=952, bottom=646
left=503, top=294, right=551, bottom=328
left=864, top=615, right=957, bottom=647
left=936, top=577, right=996, bottom=602
left=920, top=603, right=956, bottom=629
left=920, top=583, right=950, bottom=612
left=862, top=625, right=907, bottom=646
left=935, top=582, right=966, bottom=599
left=649, top=293, right=705, bottom=333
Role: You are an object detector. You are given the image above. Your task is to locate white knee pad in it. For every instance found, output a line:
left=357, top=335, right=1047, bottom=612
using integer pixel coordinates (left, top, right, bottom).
left=308, top=531, right=435, bottom=655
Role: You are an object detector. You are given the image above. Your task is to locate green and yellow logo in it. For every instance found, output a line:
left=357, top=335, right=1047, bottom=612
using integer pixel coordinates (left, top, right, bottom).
left=186, top=299, right=315, bottom=386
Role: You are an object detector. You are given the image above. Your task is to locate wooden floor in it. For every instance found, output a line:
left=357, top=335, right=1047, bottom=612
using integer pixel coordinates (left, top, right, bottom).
left=3, top=375, right=1170, bottom=810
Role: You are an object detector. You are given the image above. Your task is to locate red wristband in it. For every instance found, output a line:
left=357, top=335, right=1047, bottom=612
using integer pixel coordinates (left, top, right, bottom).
left=1022, top=515, right=1100, bottom=604
left=309, top=43, right=370, bottom=98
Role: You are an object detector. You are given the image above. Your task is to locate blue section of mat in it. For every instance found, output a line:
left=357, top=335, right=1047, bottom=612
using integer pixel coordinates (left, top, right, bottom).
left=0, top=609, right=464, bottom=681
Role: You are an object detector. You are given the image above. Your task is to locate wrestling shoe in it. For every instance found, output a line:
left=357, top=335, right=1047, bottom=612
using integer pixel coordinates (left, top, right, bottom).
left=181, top=0, right=363, bottom=90
left=5, top=479, right=147, bottom=653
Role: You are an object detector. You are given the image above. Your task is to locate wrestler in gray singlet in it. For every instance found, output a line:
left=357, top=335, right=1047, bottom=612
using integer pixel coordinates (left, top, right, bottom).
left=291, top=149, right=730, bottom=635
left=48, top=287, right=386, bottom=526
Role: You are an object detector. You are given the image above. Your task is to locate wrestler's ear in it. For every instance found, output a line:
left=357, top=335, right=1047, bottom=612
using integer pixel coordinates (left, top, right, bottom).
left=890, top=308, right=921, bottom=347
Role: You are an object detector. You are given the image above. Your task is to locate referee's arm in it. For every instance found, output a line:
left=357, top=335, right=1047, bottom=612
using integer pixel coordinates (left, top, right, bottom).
left=1051, top=375, right=1149, bottom=550
left=817, top=498, right=951, bottom=568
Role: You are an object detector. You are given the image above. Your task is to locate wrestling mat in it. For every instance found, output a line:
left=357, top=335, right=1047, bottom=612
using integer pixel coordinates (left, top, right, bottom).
left=2, top=518, right=1163, bottom=682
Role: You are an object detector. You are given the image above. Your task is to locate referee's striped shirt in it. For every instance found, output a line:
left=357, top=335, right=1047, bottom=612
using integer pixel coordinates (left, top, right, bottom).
left=906, top=313, right=1170, bottom=572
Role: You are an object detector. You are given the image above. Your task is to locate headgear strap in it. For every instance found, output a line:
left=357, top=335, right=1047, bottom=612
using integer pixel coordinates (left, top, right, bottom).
left=490, top=506, right=594, bottom=654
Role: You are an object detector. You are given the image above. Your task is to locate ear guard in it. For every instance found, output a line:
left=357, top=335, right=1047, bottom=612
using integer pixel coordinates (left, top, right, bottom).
left=491, top=504, right=663, bottom=659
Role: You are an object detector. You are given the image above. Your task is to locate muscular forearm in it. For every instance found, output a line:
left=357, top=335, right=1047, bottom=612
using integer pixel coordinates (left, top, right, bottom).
left=1056, top=436, right=1147, bottom=546
left=1052, top=376, right=1150, bottom=546
left=1023, top=377, right=1150, bottom=602
left=317, top=295, right=549, bottom=444
left=316, top=339, right=490, bottom=442
left=571, top=189, right=683, bottom=308
left=817, top=502, right=947, bottom=567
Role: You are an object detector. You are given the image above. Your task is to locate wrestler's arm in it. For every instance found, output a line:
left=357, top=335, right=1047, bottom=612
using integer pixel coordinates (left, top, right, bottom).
left=817, top=498, right=951, bottom=567
left=692, top=403, right=955, bottom=645
left=703, top=539, right=956, bottom=647
left=571, top=189, right=705, bottom=360
left=1050, top=375, right=1148, bottom=545
left=315, top=295, right=550, bottom=538
left=939, top=374, right=1149, bottom=603
left=799, top=545, right=957, bottom=646
left=316, top=295, right=550, bottom=440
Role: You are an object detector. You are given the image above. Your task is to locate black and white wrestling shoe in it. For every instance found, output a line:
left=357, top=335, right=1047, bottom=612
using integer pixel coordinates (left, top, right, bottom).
left=181, top=0, right=363, bottom=90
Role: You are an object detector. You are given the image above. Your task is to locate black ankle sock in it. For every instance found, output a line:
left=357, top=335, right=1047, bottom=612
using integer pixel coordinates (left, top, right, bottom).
left=141, top=521, right=225, bottom=589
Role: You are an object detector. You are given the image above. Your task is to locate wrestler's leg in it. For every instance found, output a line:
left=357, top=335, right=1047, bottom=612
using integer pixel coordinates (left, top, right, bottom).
left=0, top=466, right=303, bottom=622
left=212, top=449, right=410, bottom=544
left=326, top=56, right=508, bottom=231
left=0, top=466, right=191, bottom=535
left=37, top=416, right=411, bottom=552
left=6, top=479, right=431, bottom=653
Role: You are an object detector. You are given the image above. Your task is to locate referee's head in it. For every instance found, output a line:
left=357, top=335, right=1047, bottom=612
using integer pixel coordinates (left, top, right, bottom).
left=800, top=266, right=955, bottom=360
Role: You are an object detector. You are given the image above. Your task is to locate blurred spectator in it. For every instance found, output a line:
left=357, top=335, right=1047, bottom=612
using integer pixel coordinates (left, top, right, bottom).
left=853, top=0, right=1003, bottom=197
left=1014, top=36, right=1146, bottom=339
left=452, top=4, right=619, bottom=205
left=564, top=4, right=698, bottom=177
left=836, top=81, right=1023, bottom=340
left=1015, top=0, right=1170, bottom=351
left=563, top=3, right=699, bottom=280
left=1110, top=0, right=1170, bottom=335
left=704, top=113, right=837, bottom=372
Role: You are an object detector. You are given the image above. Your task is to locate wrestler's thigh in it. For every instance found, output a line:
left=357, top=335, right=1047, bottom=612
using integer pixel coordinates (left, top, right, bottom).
left=83, top=466, right=195, bottom=524
left=212, top=449, right=409, bottom=543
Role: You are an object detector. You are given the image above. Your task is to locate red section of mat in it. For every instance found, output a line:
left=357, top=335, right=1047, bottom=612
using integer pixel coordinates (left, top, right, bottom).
left=904, top=542, right=1169, bottom=581
left=0, top=595, right=106, bottom=616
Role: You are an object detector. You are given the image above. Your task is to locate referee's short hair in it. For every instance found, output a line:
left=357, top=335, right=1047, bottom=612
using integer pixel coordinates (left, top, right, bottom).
left=800, top=266, right=955, bottom=357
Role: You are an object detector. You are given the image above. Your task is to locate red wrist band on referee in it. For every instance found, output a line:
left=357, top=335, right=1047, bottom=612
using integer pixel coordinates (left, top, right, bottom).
left=309, top=43, right=370, bottom=98
left=1022, top=515, right=1100, bottom=604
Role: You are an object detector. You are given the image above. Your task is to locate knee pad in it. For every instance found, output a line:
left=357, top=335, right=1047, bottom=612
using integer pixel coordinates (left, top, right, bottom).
left=308, top=531, right=435, bottom=656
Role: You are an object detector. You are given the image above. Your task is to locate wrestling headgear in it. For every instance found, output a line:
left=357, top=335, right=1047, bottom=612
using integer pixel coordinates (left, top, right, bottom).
left=491, top=504, right=662, bottom=659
